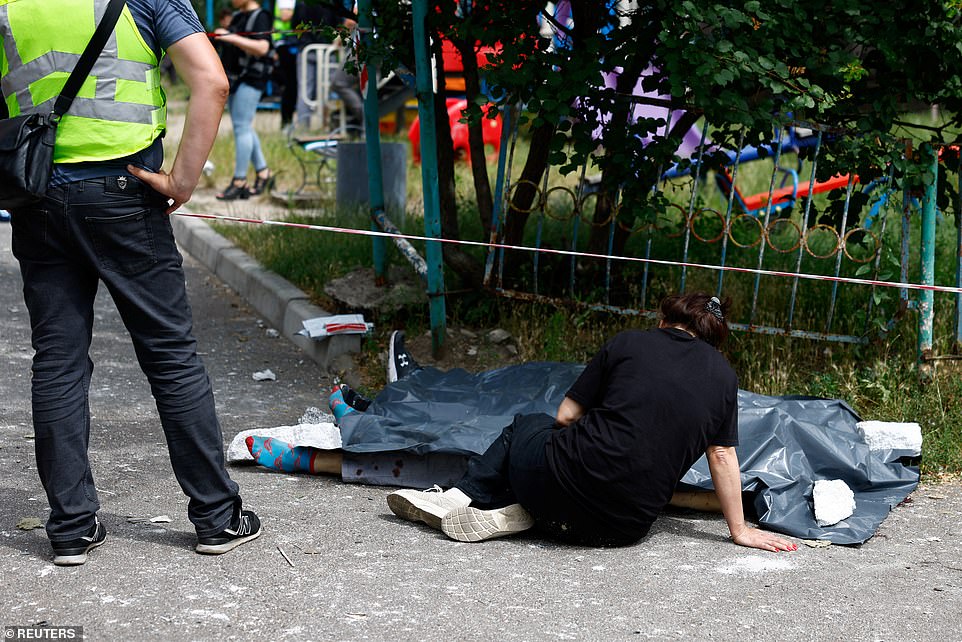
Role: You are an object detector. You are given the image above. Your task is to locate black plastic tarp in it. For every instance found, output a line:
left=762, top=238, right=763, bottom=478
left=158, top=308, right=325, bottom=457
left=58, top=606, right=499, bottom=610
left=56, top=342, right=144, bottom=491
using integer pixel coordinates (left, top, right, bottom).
left=340, top=362, right=585, bottom=456
left=338, top=362, right=919, bottom=544
left=678, top=392, right=919, bottom=544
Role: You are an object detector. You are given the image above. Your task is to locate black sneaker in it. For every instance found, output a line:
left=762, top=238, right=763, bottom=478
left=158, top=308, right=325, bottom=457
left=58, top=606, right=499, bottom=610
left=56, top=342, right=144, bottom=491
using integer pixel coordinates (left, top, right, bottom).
left=387, top=330, right=421, bottom=383
left=52, top=518, right=107, bottom=566
left=195, top=509, right=262, bottom=555
left=340, top=384, right=372, bottom=411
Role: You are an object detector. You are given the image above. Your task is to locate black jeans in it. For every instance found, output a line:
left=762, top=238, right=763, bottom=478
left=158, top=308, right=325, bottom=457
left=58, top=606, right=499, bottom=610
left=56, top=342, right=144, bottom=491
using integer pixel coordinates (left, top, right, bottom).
left=277, top=43, right=298, bottom=125
left=455, top=413, right=555, bottom=509
left=10, top=176, right=240, bottom=541
left=456, top=413, right=637, bottom=547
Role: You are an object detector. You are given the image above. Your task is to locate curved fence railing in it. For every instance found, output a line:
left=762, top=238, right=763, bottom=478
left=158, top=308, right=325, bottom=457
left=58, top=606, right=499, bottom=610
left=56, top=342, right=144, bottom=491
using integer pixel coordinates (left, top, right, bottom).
left=484, top=116, right=962, bottom=372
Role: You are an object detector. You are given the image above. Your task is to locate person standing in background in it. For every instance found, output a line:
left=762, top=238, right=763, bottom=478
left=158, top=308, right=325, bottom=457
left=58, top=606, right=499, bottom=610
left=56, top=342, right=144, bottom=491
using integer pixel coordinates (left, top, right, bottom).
left=327, top=1, right=364, bottom=132
left=1, top=0, right=261, bottom=566
left=211, top=7, right=235, bottom=70
left=214, top=0, right=276, bottom=199
left=291, top=0, right=337, bottom=132
left=292, top=0, right=363, bottom=132
left=271, top=0, right=298, bottom=130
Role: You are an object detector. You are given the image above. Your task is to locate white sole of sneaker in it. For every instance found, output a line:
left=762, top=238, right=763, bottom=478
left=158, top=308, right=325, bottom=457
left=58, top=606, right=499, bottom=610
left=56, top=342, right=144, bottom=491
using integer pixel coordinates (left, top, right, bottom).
left=387, top=331, right=402, bottom=383
left=386, top=492, right=448, bottom=530
left=441, top=504, right=535, bottom=542
left=195, top=529, right=262, bottom=555
left=53, top=533, right=107, bottom=566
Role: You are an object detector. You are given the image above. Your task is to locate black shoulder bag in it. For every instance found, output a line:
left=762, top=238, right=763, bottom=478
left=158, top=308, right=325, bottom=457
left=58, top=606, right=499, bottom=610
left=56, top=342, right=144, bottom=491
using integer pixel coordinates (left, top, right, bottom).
left=0, top=0, right=126, bottom=209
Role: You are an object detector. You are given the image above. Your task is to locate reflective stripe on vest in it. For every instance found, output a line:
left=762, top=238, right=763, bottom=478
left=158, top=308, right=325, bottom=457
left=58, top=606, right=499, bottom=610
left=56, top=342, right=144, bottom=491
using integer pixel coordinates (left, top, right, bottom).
left=0, top=0, right=166, bottom=163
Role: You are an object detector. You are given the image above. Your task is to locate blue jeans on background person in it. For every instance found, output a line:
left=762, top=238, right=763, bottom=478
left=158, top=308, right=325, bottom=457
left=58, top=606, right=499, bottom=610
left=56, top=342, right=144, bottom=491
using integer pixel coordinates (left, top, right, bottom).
left=10, top=176, right=242, bottom=543
left=228, top=82, right=268, bottom=179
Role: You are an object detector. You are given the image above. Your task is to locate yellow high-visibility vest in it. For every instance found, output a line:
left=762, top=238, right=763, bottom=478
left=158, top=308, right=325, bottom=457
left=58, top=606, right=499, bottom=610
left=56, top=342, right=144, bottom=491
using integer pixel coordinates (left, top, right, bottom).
left=272, top=3, right=290, bottom=43
left=0, top=0, right=166, bottom=163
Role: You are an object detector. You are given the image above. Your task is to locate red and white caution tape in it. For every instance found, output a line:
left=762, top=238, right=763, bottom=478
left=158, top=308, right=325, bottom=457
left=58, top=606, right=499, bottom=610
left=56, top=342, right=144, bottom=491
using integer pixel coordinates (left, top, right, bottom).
left=173, top=210, right=962, bottom=295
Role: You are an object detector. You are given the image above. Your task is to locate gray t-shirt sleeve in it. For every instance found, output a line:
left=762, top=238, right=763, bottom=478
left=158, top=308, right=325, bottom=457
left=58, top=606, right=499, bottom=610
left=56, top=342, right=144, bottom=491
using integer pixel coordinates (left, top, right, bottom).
left=126, top=0, right=204, bottom=57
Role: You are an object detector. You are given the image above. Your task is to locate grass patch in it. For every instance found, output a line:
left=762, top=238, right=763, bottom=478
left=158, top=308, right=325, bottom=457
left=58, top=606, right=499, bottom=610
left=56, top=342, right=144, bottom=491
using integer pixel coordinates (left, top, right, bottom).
left=211, top=206, right=373, bottom=303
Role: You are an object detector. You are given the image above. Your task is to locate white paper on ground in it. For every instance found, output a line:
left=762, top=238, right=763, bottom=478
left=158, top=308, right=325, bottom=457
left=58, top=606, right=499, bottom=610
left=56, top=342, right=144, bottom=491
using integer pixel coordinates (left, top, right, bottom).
left=813, top=479, right=856, bottom=526
left=856, top=421, right=923, bottom=455
left=299, top=314, right=374, bottom=339
left=227, top=423, right=342, bottom=463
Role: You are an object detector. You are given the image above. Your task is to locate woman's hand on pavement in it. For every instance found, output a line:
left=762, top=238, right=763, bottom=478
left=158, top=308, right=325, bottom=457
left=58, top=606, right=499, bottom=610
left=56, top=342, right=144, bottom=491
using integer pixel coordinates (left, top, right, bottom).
left=732, top=526, right=798, bottom=552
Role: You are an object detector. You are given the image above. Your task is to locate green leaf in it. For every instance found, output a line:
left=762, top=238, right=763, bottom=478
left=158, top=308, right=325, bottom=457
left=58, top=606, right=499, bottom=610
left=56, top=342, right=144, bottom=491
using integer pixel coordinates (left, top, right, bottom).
left=713, top=69, right=734, bottom=86
left=548, top=150, right=568, bottom=165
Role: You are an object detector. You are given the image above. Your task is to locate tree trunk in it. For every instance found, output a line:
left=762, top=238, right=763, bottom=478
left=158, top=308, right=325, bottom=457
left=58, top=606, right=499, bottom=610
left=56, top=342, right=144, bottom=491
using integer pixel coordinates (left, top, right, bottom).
left=454, top=37, right=495, bottom=233
left=431, top=39, right=483, bottom=288
left=497, top=120, right=555, bottom=285
left=586, top=50, right=650, bottom=258
left=433, top=41, right=458, bottom=240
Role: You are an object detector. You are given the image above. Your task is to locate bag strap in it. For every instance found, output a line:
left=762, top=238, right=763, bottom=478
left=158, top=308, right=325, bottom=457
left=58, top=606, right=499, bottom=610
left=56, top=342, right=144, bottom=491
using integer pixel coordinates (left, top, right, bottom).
left=52, top=0, right=127, bottom=120
left=240, top=9, right=268, bottom=61
left=244, top=8, right=263, bottom=35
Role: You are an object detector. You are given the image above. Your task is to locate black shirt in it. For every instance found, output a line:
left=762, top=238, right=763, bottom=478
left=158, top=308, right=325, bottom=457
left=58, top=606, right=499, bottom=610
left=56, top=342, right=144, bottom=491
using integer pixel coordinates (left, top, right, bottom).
left=292, top=1, right=340, bottom=46
left=222, top=8, right=274, bottom=91
left=546, top=328, right=739, bottom=540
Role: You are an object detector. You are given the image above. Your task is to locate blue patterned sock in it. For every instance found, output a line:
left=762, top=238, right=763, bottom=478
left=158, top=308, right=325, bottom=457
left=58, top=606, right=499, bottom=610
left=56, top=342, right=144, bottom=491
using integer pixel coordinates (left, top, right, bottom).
left=246, top=436, right=315, bottom=473
left=328, top=386, right=356, bottom=421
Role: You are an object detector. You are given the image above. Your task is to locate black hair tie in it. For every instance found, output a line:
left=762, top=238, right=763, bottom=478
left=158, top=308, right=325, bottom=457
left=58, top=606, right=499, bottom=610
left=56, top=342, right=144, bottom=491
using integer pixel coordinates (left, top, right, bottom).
left=706, top=296, right=724, bottom=320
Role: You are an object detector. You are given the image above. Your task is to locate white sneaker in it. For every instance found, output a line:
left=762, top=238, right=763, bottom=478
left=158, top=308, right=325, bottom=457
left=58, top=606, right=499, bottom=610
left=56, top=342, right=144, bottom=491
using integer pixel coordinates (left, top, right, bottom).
left=387, top=486, right=469, bottom=530
left=441, top=504, right=535, bottom=542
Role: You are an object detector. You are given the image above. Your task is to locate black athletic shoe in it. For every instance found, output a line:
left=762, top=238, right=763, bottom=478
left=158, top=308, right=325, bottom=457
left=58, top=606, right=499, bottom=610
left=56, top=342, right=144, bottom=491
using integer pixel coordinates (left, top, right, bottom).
left=52, top=518, right=107, bottom=566
left=387, top=330, right=421, bottom=383
left=341, top=384, right=372, bottom=411
left=195, top=508, right=262, bottom=555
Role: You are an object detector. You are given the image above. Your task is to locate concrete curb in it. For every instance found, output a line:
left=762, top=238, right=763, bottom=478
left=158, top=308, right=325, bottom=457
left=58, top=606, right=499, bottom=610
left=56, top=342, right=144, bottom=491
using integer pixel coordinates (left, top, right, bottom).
left=170, top=213, right=359, bottom=369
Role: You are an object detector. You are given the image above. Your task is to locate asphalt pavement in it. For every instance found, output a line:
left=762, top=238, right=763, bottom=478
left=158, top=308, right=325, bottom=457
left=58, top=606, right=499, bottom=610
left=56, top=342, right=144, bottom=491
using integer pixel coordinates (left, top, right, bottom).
left=1, top=217, right=961, bottom=641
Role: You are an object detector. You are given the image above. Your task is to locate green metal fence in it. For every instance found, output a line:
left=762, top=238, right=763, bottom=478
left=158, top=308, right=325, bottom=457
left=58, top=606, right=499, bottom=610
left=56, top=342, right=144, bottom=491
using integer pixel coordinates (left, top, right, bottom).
left=483, top=120, right=962, bottom=377
left=357, top=0, right=961, bottom=377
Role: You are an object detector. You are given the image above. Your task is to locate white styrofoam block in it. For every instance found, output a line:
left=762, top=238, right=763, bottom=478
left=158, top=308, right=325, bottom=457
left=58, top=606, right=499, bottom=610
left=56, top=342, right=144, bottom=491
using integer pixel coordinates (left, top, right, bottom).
left=813, top=479, right=856, bottom=526
left=856, top=421, right=923, bottom=455
left=227, top=422, right=342, bottom=463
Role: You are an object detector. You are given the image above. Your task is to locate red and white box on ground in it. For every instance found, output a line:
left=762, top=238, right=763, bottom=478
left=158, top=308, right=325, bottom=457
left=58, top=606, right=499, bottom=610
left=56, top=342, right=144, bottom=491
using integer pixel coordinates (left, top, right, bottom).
left=300, top=314, right=374, bottom=339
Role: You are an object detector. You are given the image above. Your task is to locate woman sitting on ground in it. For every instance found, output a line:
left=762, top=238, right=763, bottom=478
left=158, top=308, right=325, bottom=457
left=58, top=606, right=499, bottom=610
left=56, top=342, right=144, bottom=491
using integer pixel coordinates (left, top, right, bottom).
left=384, top=292, right=795, bottom=551
left=247, top=292, right=796, bottom=551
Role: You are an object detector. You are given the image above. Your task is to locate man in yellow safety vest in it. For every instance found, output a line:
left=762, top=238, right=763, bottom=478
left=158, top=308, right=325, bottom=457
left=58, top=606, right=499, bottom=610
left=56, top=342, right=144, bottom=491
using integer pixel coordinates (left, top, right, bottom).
left=0, top=0, right=262, bottom=566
